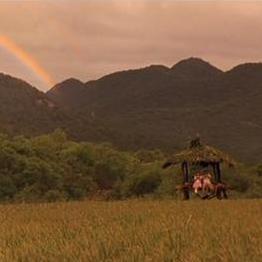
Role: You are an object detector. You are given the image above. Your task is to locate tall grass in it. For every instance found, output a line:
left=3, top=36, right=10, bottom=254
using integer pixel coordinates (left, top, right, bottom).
left=0, top=200, right=261, bottom=261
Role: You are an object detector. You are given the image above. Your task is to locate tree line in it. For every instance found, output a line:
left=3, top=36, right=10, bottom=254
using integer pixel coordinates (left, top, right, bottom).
left=0, top=130, right=261, bottom=202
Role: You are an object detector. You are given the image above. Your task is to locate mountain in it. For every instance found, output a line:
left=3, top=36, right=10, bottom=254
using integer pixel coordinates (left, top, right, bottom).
left=47, top=78, right=86, bottom=109
left=0, top=73, right=69, bottom=136
left=1, top=57, right=262, bottom=163
left=171, top=57, right=223, bottom=78
left=46, top=58, right=262, bottom=163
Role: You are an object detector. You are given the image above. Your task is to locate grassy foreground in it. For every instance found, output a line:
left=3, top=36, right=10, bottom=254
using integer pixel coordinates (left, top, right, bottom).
left=0, top=200, right=261, bottom=262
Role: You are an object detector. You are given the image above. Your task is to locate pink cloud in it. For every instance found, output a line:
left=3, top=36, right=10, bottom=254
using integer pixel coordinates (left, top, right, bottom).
left=0, top=1, right=262, bottom=90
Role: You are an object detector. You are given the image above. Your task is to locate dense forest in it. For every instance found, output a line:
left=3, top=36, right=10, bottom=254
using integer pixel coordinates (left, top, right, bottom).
left=0, top=129, right=261, bottom=202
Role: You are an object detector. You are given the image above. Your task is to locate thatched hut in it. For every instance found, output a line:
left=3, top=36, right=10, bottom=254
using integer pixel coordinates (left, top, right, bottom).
left=163, top=137, right=236, bottom=199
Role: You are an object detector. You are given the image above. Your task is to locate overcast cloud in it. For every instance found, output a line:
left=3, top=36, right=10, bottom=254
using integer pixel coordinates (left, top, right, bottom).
left=0, top=1, right=262, bottom=90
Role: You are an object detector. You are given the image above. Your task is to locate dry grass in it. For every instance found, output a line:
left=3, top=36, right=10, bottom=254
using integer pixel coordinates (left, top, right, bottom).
left=0, top=200, right=261, bottom=262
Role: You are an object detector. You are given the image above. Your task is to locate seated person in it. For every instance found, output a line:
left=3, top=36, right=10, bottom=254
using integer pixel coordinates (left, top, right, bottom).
left=202, top=172, right=214, bottom=193
left=193, top=172, right=202, bottom=193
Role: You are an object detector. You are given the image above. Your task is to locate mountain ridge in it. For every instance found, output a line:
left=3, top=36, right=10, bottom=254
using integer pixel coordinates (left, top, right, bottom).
left=47, top=58, right=262, bottom=93
left=2, top=57, right=262, bottom=163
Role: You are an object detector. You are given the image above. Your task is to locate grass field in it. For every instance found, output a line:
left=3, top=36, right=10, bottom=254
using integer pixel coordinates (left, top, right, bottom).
left=0, top=200, right=261, bottom=262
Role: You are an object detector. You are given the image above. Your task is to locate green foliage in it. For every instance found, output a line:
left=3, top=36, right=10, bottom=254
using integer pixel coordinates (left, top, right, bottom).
left=0, top=174, right=16, bottom=199
left=256, top=164, right=262, bottom=177
left=156, top=171, right=178, bottom=198
left=223, top=167, right=251, bottom=193
left=44, top=189, right=66, bottom=202
left=135, top=149, right=166, bottom=163
left=121, top=164, right=162, bottom=197
left=0, top=130, right=260, bottom=202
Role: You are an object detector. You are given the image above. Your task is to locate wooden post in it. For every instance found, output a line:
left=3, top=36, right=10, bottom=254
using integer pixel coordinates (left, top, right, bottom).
left=185, top=162, right=189, bottom=183
left=212, top=163, right=218, bottom=183
left=182, top=162, right=189, bottom=183
left=181, top=162, right=186, bottom=183
left=216, top=163, right=221, bottom=183
left=182, top=162, right=190, bottom=200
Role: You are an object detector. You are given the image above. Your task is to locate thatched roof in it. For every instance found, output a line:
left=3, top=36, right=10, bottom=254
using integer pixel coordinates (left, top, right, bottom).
left=163, top=138, right=236, bottom=168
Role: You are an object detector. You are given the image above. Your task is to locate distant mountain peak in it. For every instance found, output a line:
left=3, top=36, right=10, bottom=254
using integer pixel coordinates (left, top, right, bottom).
left=46, top=78, right=87, bottom=107
left=143, top=64, right=169, bottom=71
left=55, top=78, right=84, bottom=87
left=172, top=57, right=214, bottom=67
left=47, top=78, right=85, bottom=94
left=228, top=62, right=262, bottom=73
left=171, top=57, right=223, bottom=78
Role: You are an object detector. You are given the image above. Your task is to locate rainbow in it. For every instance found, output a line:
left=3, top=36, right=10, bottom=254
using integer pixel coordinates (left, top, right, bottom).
left=0, top=35, right=54, bottom=88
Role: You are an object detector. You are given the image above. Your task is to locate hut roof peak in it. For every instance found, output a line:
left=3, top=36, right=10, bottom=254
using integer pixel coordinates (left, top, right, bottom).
left=163, top=138, right=236, bottom=168
left=189, top=137, right=202, bottom=149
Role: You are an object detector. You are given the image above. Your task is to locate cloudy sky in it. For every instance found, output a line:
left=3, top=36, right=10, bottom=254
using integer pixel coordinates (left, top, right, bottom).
left=0, top=0, right=262, bottom=91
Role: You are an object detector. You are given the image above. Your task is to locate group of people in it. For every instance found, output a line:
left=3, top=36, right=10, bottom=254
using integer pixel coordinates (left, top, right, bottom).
left=192, top=170, right=214, bottom=194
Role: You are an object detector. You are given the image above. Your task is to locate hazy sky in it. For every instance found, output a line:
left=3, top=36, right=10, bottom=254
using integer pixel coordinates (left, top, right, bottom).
left=0, top=1, right=262, bottom=91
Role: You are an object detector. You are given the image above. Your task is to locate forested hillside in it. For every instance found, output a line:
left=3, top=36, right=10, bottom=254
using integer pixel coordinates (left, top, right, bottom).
left=0, top=73, right=67, bottom=135
left=47, top=58, right=262, bottom=163
left=1, top=58, right=262, bottom=163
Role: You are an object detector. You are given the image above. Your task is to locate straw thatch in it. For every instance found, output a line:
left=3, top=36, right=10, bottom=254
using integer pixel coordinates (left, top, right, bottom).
left=163, top=138, right=236, bottom=168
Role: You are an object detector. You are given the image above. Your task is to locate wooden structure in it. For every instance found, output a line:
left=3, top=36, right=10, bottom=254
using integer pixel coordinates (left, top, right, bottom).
left=163, top=138, right=236, bottom=200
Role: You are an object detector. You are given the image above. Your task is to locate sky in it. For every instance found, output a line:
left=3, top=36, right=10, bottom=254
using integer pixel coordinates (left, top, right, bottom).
left=0, top=0, right=262, bottom=91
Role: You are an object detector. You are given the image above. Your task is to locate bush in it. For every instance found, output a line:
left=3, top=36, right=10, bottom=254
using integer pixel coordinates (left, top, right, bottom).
left=44, top=190, right=67, bottom=202
left=0, top=174, right=16, bottom=199
left=0, top=130, right=261, bottom=202
left=121, top=164, right=162, bottom=197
